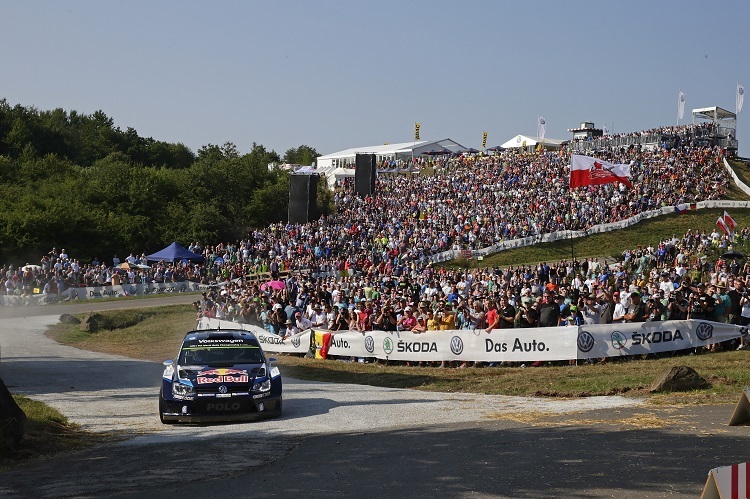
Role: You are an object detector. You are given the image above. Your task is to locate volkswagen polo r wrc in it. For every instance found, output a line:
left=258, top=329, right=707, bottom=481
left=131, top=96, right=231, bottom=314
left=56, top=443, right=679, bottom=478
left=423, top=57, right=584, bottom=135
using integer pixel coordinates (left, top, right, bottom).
left=159, top=329, right=282, bottom=423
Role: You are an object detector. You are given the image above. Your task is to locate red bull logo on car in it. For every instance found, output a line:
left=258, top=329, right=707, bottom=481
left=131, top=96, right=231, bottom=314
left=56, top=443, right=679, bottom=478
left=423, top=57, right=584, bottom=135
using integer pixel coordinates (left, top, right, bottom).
left=196, top=368, right=249, bottom=384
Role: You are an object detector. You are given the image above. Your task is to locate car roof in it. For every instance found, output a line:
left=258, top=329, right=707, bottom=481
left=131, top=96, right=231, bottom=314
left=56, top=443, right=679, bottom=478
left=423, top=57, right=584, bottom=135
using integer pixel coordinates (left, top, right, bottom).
left=182, top=329, right=258, bottom=343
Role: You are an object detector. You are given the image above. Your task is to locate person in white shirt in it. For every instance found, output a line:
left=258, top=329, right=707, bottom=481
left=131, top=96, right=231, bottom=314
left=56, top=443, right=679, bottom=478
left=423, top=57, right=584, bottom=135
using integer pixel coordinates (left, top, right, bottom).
left=294, top=311, right=313, bottom=331
left=309, top=305, right=327, bottom=328
left=612, top=292, right=628, bottom=323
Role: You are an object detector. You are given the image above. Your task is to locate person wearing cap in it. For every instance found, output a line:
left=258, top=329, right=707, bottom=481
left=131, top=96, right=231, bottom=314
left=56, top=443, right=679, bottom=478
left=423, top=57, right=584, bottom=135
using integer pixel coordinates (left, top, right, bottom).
left=309, top=304, right=327, bottom=328
left=411, top=314, right=428, bottom=333
left=646, top=294, right=666, bottom=321
left=581, top=294, right=602, bottom=325
left=295, top=311, right=313, bottom=331
left=712, top=282, right=731, bottom=324
left=272, top=303, right=288, bottom=335
left=437, top=302, right=456, bottom=330
left=623, top=292, right=648, bottom=323
left=283, top=318, right=299, bottom=338
left=397, top=306, right=417, bottom=331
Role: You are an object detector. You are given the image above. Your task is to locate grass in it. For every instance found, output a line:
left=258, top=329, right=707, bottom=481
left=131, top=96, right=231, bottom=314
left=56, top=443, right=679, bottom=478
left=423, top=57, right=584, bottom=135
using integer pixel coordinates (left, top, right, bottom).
left=0, top=395, right=110, bottom=471
left=48, top=306, right=750, bottom=405
left=47, top=305, right=197, bottom=362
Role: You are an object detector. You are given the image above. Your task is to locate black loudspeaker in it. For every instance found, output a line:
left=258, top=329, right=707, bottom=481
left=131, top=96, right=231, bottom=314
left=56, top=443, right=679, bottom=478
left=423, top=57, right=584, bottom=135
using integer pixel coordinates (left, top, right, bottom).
left=307, top=174, right=320, bottom=221
left=289, top=175, right=310, bottom=224
left=289, top=174, right=320, bottom=224
left=355, top=154, right=376, bottom=196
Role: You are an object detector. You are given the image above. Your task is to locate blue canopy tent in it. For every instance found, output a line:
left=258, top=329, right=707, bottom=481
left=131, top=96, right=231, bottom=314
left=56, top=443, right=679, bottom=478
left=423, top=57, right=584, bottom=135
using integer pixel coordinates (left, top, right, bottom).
left=146, top=242, right=204, bottom=263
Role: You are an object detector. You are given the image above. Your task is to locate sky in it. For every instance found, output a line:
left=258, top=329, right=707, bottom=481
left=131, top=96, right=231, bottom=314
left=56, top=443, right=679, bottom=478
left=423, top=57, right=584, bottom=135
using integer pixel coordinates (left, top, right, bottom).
left=2, top=1, right=749, bottom=158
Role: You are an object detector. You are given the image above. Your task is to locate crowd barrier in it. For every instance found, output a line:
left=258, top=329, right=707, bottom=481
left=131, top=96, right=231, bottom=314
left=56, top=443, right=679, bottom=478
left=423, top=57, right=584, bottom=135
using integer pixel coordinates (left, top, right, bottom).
left=0, top=280, right=229, bottom=306
left=198, top=318, right=747, bottom=363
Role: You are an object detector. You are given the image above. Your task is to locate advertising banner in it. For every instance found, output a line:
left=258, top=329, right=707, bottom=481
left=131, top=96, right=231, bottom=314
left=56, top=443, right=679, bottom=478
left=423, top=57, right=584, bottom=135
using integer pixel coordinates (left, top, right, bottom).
left=197, top=319, right=746, bottom=363
left=577, top=320, right=746, bottom=359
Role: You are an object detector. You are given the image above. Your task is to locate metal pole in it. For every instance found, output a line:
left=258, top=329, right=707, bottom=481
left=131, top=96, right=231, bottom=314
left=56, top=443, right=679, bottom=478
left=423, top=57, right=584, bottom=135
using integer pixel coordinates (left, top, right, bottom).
left=570, top=229, right=574, bottom=262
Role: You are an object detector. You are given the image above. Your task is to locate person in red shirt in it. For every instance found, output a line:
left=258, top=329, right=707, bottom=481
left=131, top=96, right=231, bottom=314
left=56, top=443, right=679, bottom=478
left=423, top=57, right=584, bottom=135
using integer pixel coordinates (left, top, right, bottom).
left=484, top=300, right=499, bottom=333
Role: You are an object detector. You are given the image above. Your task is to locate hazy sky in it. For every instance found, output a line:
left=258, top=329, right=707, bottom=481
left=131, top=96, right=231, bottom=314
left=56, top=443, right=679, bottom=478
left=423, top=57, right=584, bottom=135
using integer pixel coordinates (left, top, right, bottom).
left=3, top=1, right=749, bottom=157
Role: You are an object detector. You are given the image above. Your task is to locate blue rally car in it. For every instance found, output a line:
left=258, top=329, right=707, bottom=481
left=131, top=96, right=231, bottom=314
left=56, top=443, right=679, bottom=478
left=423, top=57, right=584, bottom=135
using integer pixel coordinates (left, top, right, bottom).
left=159, top=329, right=282, bottom=423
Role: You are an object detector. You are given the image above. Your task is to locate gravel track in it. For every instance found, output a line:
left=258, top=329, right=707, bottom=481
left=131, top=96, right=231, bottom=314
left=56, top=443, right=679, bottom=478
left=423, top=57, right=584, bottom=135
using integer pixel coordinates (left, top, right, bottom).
left=0, top=305, right=670, bottom=498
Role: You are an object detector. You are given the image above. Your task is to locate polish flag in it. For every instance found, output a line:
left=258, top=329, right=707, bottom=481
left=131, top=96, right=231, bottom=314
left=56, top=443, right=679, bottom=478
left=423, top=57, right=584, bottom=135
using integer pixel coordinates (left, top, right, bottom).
left=717, top=217, right=731, bottom=236
left=570, top=155, right=633, bottom=189
left=724, top=211, right=737, bottom=231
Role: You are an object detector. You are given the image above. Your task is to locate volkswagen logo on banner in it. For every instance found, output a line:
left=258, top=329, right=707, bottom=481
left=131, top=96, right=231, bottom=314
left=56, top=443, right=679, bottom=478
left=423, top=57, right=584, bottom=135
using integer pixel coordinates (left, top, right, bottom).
left=695, top=323, right=713, bottom=341
left=577, top=331, right=595, bottom=352
left=364, top=335, right=375, bottom=354
left=218, top=385, right=228, bottom=394
left=450, top=336, right=464, bottom=356
left=291, top=335, right=301, bottom=348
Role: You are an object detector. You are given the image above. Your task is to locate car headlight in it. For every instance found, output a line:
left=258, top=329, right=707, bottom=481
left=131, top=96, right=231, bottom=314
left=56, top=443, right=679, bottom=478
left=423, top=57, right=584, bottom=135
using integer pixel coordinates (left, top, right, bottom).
left=252, top=379, right=271, bottom=393
left=172, top=382, right=196, bottom=399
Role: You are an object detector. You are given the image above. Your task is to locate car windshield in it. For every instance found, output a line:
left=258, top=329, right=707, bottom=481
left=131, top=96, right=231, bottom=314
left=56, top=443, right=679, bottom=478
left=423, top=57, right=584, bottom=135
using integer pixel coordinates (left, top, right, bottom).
left=178, top=345, right=263, bottom=366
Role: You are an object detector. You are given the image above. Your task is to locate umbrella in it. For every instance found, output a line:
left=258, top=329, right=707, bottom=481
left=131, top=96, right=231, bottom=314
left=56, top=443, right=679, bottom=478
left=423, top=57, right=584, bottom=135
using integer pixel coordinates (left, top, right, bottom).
left=118, top=262, right=131, bottom=270
left=465, top=148, right=480, bottom=154
left=485, top=146, right=504, bottom=152
left=22, top=264, right=41, bottom=272
left=136, top=264, right=151, bottom=269
left=722, top=249, right=745, bottom=260
left=261, top=280, right=287, bottom=292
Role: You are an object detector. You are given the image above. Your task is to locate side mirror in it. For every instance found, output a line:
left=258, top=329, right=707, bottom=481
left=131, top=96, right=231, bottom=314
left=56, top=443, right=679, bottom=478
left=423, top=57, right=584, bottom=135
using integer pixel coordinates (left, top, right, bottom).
left=163, top=359, right=174, bottom=367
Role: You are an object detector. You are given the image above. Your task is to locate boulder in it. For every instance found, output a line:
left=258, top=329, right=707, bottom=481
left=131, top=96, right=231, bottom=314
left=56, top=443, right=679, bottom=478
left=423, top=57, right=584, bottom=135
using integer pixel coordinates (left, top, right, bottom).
left=80, top=313, right=101, bottom=332
left=650, top=365, right=710, bottom=393
left=0, top=377, right=27, bottom=452
left=60, top=313, right=81, bottom=324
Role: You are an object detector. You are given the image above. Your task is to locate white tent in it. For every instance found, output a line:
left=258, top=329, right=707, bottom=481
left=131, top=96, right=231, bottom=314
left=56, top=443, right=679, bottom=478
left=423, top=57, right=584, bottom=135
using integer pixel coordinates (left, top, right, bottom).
left=327, top=167, right=355, bottom=188
left=500, top=134, right=565, bottom=150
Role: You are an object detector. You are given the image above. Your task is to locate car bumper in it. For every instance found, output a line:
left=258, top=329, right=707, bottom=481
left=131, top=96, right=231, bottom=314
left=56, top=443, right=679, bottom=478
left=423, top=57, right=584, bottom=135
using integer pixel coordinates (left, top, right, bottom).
left=160, top=396, right=282, bottom=423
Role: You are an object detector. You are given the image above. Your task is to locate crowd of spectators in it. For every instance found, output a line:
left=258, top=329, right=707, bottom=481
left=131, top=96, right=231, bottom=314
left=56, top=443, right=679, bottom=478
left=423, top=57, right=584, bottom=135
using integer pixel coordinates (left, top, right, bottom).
left=1, top=138, right=745, bottom=359
left=570, top=122, right=718, bottom=148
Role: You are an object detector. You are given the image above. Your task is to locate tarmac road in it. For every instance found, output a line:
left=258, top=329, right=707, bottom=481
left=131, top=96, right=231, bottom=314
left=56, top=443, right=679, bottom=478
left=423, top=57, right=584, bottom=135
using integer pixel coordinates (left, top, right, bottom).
left=0, top=297, right=748, bottom=498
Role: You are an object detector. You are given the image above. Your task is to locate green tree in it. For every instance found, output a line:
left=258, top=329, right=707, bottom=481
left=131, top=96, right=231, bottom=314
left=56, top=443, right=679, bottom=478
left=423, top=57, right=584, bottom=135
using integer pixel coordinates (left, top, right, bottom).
left=283, top=145, right=320, bottom=166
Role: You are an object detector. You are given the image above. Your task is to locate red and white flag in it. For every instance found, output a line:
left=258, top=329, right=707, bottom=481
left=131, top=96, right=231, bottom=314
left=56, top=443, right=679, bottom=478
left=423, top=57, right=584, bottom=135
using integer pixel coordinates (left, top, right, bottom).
left=717, top=217, right=731, bottom=236
left=724, top=211, right=737, bottom=231
left=570, top=155, right=633, bottom=189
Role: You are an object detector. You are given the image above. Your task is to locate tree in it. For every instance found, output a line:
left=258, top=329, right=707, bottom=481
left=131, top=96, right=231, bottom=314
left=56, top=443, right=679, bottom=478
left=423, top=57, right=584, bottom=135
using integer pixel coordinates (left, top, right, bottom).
left=283, top=145, right=320, bottom=166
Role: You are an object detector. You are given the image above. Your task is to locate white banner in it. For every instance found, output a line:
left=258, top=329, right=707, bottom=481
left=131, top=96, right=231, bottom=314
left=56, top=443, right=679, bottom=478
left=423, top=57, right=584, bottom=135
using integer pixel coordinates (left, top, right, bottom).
left=0, top=280, right=231, bottom=306
left=576, top=320, right=746, bottom=359
left=198, top=319, right=747, bottom=363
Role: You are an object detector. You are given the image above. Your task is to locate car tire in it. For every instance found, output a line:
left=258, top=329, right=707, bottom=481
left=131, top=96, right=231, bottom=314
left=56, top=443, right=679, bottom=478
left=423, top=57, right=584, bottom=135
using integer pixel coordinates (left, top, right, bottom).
left=272, top=398, right=283, bottom=418
left=159, top=388, right=175, bottom=425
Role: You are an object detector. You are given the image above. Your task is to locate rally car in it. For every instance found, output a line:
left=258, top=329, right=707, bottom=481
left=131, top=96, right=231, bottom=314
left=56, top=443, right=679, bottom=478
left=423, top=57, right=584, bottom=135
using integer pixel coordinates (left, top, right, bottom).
left=159, top=328, right=282, bottom=423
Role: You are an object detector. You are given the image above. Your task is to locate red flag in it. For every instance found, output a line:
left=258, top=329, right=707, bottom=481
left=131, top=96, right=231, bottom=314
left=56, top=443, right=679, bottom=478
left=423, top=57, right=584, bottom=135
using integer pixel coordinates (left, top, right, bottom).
left=724, top=211, right=737, bottom=231
left=717, top=217, right=731, bottom=236
left=570, top=155, right=633, bottom=189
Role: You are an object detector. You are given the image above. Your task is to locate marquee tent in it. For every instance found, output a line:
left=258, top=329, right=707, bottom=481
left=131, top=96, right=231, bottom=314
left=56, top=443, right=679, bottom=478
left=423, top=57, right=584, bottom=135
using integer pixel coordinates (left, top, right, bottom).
left=500, top=134, right=566, bottom=150
left=146, top=242, right=204, bottom=263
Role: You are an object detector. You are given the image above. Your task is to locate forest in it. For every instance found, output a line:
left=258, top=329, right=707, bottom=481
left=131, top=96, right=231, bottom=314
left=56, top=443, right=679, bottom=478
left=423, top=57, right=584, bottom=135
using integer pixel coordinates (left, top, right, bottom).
left=0, top=100, right=327, bottom=264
